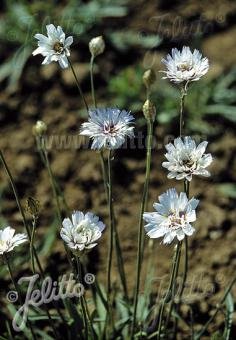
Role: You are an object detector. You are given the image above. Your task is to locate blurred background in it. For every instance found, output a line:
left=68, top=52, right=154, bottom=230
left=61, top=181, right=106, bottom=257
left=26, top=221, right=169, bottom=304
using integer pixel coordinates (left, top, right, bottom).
left=0, top=0, right=236, bottom=337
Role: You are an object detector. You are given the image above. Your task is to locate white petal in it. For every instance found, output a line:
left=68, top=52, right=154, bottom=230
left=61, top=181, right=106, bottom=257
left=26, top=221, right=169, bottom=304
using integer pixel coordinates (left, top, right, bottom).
left=163, top=232, right=175, bottom=244
left=58, top=56, right=69, bottom=69
left=183, top=224, right=195, bottom=236
left=72, top=211, right=84, bottom=227
left=176, top=229, right=185, bottom=241
left=65, top=36, right=73, bottom=47
left=146, top=226, right=166, bottom=239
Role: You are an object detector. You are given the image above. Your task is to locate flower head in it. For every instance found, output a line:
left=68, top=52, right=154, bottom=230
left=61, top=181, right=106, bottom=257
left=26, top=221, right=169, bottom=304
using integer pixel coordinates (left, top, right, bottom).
left=0, top=226, right=27, bottom=255
left=161, top=46, right=209, bottom=83
left=80, top=108, right=135, bottom=150
left=89, top=36, right=105, bottom=57
left=162, top=137, right=213, bottom=181
left=32, top=24, right=73, bottom=69
left=143, top=99, right=156, bottom=121
left=60, top=211, right=105, bottom=253
left=143, top=188, right=199, bottom=244
left=32, top=120, right=47, bottom=137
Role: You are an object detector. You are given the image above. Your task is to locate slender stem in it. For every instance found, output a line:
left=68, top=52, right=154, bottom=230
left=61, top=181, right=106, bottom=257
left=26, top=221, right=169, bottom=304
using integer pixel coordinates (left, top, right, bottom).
left=113, top=223, right=129, bottom=299
left=30, top=217, right=37, bottom=274
left=0, top=150, right=66, bottom=330
left=169, top=84, right=190, bottom=336
left=179, top=180, right=190, bottom=298
left=171, top=183, right=190, bottom=338
left=195, top=275, right=236, bottom=340
left=100, top=151, right=108, bottom=193
left=68, top=59, right=89, bottom=113
left=101, top=151, right=128, bottom=300
left=0, top=150, right=43, bottom=273
left=132, top=119, right=154, bottom=335
left=4, top=254, right=37, bottom=340
left=157, top=243, right=182, bottom=340
left=90, top=55, right=97, bottom=108
left=165, top=242, right=182, bottom=328
left=0, top=151, right=31, bottom=237
left=75, top=256, right=89, bottom=338
left=41, top=140, right=62, bottom=222
left=179, top=81, right=189, bottom=137
left=39, top=137, right=73, bottom=269
left=106, top=150, right=114, bottom=305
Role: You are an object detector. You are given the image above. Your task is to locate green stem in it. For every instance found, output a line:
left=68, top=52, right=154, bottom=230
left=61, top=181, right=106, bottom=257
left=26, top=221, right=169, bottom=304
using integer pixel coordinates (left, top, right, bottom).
left=39, top=137, right=73, bottom=268
left=195, top=275, right=236, bottom=340
left=68, top=59, right=89, bottom=113
left=90, top=55, right=97, bottom=108
left=165, top=242, right=182, bottom=328
left=132, top=119, right=154, bottom=336
left=170, top=85, right=190, bottom=336
left=41, top=139, right=62, bottom=222
left=106, top=150, right=114, bottom=325
left=0, top=150, right=66, bottom=334
left=180, top=180, right=190, bottom=298
left=30, top=217, right=37, bottom=274
left=101, top=151, right=128, bottom=301
left=171, top=182, right=190, bottom=338
left=179, top=81, right=189, bottom=137
left=0, top=151, right=31, bottom=238
left=157, top=243, right=182, bottom=339
left=75, top=257, right=89, bottom=338
left=4, top=254, right=37, bottom=340
left=100, top=151, right=108, bottom=194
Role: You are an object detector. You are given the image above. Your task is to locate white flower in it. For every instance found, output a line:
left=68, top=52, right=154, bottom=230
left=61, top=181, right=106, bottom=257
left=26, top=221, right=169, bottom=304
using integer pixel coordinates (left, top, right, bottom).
left=161, top=46, right=209, bottom=83
left=60, top=211, right=105, bottom=253
left=143, top=188, right=199, bottom=244
left=32, top=24, right=73, bottom=69
left=162, top=137, right=213, bottom=181
left=0, top=226, right=27, bottom=255
left=80, top=108, right=135, bottom=150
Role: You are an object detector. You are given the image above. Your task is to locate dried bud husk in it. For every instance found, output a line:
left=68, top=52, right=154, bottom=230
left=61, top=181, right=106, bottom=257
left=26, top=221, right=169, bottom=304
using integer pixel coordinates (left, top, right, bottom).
left=25, top=197, right=40, bottom=218
left=143, top=99, right=156, bottom=121
left=143, top=69, right=156, bottom=89
left=89, top=36, right=105, bottom=57
left=32, top=120, right=47, bottom=137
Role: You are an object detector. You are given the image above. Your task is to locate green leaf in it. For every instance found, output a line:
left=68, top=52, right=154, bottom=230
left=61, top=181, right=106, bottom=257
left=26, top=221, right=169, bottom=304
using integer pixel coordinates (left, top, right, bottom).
left=216, top=184, right=236, bottom=198
left=205, top=105, right=236, bottom=122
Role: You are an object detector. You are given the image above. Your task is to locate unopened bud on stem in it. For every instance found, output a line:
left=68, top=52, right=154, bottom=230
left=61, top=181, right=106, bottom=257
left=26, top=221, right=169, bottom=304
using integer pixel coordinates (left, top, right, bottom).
left=25, top=197, right=40, bottom=218
left=32, top=120, right=47, bottom=137
left=143, top=69, right=155, bottom=89
left=143, top=99, right=156, bottom=121
left=89, top=36, right=105, bottom=58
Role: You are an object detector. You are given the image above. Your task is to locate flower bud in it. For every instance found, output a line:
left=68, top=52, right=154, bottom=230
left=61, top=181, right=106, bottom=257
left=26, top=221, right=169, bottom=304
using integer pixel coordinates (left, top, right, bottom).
left=143, top=69, right=155, bottom=89
left=32, top=120, right=47, bottom=136
left=143, top=99, right=156, bottom=121
left=89, top=36, right=105, bottom=57
left=25, top=197, right=40, bottom=218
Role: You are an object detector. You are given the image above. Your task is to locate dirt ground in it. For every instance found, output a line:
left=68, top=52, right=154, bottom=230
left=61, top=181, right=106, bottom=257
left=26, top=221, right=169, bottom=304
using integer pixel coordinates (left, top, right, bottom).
left=0, top=0, right=236, bottom=338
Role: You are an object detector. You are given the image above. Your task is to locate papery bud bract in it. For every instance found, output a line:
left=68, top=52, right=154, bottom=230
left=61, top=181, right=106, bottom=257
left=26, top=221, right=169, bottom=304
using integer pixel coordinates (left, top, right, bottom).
left=89, top=36, right=105, bottom=57
left=143, top=69, right=155, bottom=89
left=25, top=197, right=40, bottom=218
left=143, top=99, right=156, bottom=121
left=32, top=120, right=47, bottom=136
